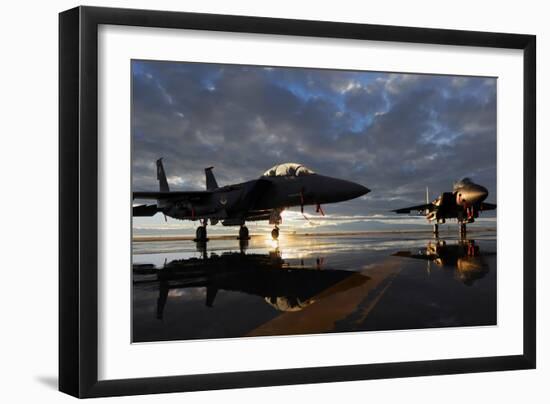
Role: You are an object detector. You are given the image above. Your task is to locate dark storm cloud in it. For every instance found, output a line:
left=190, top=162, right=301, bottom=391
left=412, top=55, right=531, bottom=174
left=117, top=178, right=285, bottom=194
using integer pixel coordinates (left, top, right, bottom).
left=132, top=60, right=497, bottom=216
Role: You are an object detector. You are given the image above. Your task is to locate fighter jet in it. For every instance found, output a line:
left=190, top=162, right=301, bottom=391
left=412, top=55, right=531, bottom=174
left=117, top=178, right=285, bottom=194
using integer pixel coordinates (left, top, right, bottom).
left=133, top=159, right=370, bottom=241
left=392, top=178, right=496, bottom=236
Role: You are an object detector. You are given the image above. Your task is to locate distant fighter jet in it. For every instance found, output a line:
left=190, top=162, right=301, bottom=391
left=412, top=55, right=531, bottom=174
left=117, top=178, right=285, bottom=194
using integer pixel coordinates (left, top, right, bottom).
left=133, top=159, right=370, bottom=241
left=392, top=178, right=496, bottom=235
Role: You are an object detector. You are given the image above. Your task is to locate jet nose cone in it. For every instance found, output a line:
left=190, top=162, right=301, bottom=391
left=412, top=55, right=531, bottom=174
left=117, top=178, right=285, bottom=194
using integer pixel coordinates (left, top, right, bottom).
left=347, top=182, right=370, bottom=200
left=481, top=187, right=488, bottom=200
left=473, top=185, right=489, bottom=202
left=357, top=184, right=371, bottom=197
left=315, top=176, right=370, bottom=204
left=460, top=185, right=488, bottom=205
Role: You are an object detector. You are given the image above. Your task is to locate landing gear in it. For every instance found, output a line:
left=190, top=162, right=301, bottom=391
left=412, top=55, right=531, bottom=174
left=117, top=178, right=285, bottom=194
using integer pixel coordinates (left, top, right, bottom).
left=433, top=223, right=439, bottom=236
left=194, top=220, right=208, bottom=242
left=459, top=223, right=467, bottom=238
left=271, top=226, right=279, bottom=240
left=238, top=225, right=250, bottom=240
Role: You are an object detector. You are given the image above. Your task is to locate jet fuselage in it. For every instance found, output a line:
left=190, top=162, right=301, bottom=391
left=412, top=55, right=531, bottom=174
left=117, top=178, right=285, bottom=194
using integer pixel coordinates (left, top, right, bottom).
left=429, top=180, right=489, bottom=222
left=151, top=165, right=369, bottom=226
left=134, top=160, right=369, bottom=241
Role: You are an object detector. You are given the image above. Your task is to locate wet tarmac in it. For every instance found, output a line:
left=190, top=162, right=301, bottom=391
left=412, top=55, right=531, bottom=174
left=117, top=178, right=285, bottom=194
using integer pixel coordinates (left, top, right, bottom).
left=132, top=230, right=497, bottom=343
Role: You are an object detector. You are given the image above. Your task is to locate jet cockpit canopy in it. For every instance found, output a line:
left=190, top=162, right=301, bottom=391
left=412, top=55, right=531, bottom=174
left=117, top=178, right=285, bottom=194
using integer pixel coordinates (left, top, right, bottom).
left=453, top=177, right=473, bottom=191
left=262, top=163, right=316, bottom=177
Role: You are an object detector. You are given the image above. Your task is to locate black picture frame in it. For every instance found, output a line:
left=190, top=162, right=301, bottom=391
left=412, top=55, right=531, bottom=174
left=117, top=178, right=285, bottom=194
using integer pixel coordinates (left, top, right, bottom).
left=59, top=6, right=536, bottom=398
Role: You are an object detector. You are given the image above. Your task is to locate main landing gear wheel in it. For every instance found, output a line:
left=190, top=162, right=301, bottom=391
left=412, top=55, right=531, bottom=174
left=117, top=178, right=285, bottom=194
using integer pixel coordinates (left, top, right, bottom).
left=195, top=225, right=208, bottom=242
left=271, top=227, right=279, bottom=240
left=238, top=225, right=250, bottom=240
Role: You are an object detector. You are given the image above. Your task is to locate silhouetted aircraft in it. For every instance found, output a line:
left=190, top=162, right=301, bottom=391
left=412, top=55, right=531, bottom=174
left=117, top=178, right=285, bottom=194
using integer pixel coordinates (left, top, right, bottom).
left=392, top=178, right=496, bottom=235
left=133, top=159, right=370, bottom=241
left=393, top=239, right=493, bottom=285
left=132, top=249, right=370, bottom=319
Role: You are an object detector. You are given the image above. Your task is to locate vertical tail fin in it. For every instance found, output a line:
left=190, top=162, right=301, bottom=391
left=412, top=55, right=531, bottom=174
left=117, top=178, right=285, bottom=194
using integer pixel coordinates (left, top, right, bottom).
left=205, top=166, right=218, bottom=190
left=156, top=158, right=170, bottom=192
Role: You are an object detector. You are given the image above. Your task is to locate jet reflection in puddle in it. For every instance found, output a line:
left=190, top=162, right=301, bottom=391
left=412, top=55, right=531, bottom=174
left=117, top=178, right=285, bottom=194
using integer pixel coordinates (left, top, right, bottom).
left=133, top=243, right=370, bottom=321
left=393, top=239, right=494, bottom=285
left=133, top=234, right=496, bottom=341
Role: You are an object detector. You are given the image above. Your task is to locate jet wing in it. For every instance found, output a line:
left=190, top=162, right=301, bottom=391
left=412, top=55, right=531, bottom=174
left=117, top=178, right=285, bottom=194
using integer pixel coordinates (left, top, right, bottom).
left=133, top=190, right=212, bottom=200
left=480, top=202, right=497, bottom=211
left=392, top=203, right=434, bottom=214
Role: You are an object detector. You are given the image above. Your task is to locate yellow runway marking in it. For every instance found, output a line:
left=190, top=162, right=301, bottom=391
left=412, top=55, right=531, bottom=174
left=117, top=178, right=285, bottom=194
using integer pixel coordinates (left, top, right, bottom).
left=247, top=258, right=403, bottom=337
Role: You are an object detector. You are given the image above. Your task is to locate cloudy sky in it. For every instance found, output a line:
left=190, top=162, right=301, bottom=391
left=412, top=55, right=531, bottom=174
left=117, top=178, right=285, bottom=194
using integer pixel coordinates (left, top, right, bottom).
left=132, top=60, right=497, bottom=234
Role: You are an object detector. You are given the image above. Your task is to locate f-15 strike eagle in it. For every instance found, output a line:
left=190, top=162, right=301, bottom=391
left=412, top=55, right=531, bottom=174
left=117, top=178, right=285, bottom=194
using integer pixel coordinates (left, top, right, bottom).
left=133, top=159, right=370, bottom=241
left=392, top=178, right=496, bottom=236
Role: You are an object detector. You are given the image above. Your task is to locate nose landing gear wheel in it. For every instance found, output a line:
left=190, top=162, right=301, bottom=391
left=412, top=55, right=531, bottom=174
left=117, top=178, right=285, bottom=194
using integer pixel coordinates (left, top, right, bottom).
left=238, top=225, right=250, bottom=240
left=271, top=227, right=279, bottom=240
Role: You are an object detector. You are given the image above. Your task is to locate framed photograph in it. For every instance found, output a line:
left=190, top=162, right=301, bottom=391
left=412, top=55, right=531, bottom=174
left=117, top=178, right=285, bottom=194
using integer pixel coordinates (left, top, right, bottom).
left=59, top=6, right=536, bottom=398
